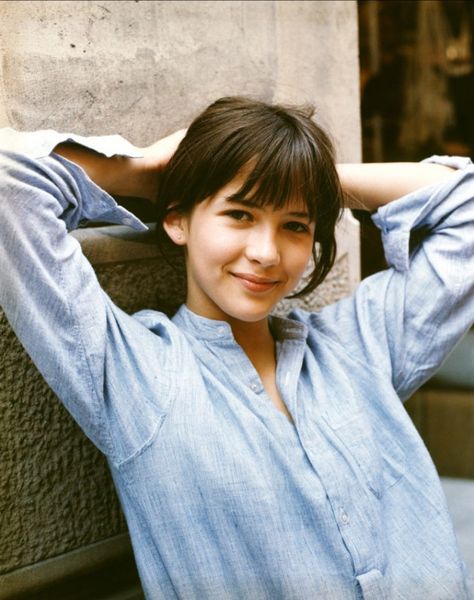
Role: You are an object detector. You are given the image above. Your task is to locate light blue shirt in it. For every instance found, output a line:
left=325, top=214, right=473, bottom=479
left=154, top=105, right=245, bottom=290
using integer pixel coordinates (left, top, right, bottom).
left=0, top=129, right=473, bottom=599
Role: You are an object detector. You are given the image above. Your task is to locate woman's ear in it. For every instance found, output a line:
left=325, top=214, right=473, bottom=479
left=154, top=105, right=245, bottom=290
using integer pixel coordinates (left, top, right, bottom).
left=162, top=210, right=188, bottom=246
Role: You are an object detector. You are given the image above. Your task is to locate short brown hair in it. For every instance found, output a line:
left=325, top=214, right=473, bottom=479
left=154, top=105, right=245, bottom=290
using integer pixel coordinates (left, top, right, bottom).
left=156, top=96, right=343, bottom=298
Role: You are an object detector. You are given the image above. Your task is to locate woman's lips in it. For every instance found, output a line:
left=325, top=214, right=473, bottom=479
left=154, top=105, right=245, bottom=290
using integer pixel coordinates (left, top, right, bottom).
left=231, top=272, right=279, bottom=292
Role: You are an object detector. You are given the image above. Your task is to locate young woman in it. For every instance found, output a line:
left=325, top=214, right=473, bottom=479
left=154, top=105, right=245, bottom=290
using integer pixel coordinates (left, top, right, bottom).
left=0, top=97, right=473, bottom=599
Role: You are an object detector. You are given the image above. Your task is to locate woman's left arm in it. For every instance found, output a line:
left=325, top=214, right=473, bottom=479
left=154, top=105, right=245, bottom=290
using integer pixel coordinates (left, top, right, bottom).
left=338, top=161, right=456, bottom=211
left=320, top=156, right=474, bottom=400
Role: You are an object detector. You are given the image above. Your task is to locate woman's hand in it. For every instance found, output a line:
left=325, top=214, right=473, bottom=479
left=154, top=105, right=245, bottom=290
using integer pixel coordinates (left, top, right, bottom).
left=141, top=129, right=187, bottom=173
left=55, top=128, right=187, bottom=202
left=137, top=129, right=187, bottom=202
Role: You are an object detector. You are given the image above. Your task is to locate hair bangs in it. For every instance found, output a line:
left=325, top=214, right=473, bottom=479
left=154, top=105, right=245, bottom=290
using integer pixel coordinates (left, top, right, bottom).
left=228, top=129, right=320, bottom=223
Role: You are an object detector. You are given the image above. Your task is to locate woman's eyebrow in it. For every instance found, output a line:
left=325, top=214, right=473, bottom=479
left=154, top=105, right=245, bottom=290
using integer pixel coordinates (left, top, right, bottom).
left=225, top=197, right=260, bottom=208
left=287, top=210, right=311, bottom=219
left=225, top=197, right=310, bottom=218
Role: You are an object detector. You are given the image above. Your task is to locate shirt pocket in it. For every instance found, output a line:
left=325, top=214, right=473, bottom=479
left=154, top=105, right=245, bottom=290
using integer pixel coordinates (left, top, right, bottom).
left=324, top=411, right=407, bottom=499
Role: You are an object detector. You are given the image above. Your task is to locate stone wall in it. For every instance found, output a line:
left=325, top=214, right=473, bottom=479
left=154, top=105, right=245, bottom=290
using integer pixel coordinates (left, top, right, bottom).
left=0, top=1, right=361, bottom=597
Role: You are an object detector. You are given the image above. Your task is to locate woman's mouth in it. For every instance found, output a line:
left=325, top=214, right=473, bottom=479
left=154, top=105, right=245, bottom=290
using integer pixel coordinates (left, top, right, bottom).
left=231, top=272, right=279, bottom=293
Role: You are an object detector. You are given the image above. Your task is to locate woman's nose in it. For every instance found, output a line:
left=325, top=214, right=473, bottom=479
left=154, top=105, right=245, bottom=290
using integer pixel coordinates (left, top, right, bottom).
left=245, top=228, right=280, bottom=266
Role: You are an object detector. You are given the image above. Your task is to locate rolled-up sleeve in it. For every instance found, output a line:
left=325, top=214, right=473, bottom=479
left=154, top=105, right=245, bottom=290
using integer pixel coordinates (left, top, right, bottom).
left=317, top=156, right=474, bottom=400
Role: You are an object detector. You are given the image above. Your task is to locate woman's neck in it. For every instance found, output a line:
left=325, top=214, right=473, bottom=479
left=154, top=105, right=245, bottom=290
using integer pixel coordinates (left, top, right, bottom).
left=229, top=317, right=276, bottom=373
left=231, top=316, right=293, bottom=423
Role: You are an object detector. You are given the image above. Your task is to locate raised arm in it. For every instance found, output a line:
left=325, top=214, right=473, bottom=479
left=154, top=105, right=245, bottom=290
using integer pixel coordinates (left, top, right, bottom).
left=338, top=161, right=456, bottom=210
left=54, top=128, right=186, bottom=200
left=0, top=130, right=186, bottom=462
left=316, top=156, right=474, bottom=401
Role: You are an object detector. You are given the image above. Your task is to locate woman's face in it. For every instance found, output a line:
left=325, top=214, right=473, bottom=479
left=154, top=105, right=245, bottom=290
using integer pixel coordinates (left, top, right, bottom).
left=166, top=172, right=315, bottom=325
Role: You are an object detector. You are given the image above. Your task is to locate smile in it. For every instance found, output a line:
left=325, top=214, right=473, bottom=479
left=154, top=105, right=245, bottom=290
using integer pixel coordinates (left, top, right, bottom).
left=230, top=272, right=279, bottom=293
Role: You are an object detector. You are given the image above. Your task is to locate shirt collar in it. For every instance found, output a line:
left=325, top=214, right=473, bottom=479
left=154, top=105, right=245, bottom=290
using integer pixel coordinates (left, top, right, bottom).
left=172, top=304, right=308, bottom=344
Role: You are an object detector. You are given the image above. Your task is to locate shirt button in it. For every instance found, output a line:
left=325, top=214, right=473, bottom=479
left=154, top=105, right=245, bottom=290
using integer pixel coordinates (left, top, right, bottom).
left=340, top=511, right=350, bottom=524
left=251, top=383, right=259, bottom=392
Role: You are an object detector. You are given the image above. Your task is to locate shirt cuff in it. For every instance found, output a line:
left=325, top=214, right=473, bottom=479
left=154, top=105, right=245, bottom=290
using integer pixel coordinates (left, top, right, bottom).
left=51, top=154, right=149, bottom=232
left=371, top=155, right=472, bottom=271
left=421, top=154, right=473, bottom=170
left=0, top=127, right=148, bottom=232
left=0, top=127, right=144, bottom=160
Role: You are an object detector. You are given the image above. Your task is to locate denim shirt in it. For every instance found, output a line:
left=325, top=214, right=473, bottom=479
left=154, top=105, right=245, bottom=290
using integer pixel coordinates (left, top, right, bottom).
left=0, top=129, right=473, bottom=600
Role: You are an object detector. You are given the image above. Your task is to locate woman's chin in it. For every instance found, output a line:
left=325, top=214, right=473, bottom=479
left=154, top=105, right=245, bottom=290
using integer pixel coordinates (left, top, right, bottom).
left=222, top=301, right=278, bottom=324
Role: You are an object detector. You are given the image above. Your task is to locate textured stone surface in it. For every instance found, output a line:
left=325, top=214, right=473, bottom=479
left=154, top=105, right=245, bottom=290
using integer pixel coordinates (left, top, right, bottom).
left=0, top=314, right=127, bottom=574
left=0, top=1, right=275, bottom=138
left=0, top=0, right=361, bottom=581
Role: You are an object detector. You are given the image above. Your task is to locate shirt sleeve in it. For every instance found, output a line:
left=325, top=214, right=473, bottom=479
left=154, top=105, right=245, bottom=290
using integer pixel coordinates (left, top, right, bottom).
left=0, top=129, right=170, bottom=459
left=311, top=155, right=474, bottom=401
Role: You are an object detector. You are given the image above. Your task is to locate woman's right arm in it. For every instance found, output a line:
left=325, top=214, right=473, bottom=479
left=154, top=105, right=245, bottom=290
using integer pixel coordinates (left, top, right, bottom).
left=0, top=131, right=181, bottom=460
left=53, top=128, right=186, bottom=201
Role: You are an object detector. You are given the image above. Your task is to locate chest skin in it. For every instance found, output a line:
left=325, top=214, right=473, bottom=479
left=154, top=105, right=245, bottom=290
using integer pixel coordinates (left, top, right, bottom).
left=259, top=368, right=294, bottom=423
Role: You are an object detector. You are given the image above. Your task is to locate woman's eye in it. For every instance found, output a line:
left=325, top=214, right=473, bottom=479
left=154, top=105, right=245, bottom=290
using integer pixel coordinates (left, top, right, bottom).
left=285, top=221, right=310, bottom=233
left=225, top=210, right=252, bottom=221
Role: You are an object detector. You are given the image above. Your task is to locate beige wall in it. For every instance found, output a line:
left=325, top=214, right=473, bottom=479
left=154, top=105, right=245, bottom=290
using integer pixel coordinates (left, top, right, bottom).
left=0, top=0, right=360, bottom=160
left=0, top=1, right=361, bottom=596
